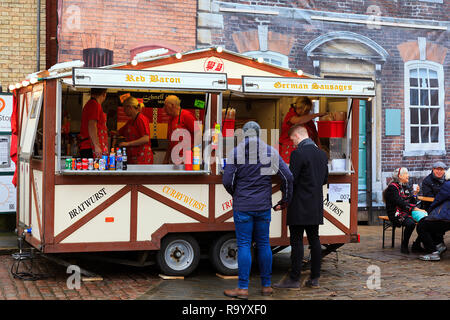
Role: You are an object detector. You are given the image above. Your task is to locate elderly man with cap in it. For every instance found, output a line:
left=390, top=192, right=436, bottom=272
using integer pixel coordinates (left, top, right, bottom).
left=421, top=161, right=447, bottom=212
left=222, top=121, right=293, bottom=300
left=419, top=161, right=447, bottom=250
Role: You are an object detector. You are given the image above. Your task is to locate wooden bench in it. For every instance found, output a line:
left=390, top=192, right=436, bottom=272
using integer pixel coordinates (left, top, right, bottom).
left=379, top=216, right=404, bottom=249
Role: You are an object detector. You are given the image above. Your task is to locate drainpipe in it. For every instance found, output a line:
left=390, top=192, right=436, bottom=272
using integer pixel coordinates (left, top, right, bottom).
left=366, top=99, right=373, bottom=224
left=37, top=0, right=41, bottom=72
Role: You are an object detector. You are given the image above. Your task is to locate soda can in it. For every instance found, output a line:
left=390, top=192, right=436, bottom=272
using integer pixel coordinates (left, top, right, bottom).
left=76, top=158, right=82, bottom=170
left=65, top=158, right=72, bottom=170
left=82, top=158, right=88, bottom=170
left=71, top=158, right=76, bottom=170
left=94, top=159, right=99, bottom=170
left=88, top=158, right=94, bottom=170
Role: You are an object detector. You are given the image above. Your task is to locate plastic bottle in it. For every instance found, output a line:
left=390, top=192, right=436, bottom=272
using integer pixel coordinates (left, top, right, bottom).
left=193, top=145, right=201, bottom=171
left=101, top=148, right=108, bottom=171
left=109, top=148, right=116, bottom=170
left=116, top=148, right=123, bottom=170
left=122, top=148, right=128, bottom=171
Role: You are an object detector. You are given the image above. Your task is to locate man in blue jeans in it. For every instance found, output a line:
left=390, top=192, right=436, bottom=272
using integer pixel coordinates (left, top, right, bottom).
left=222, top=121, right=293, bottom=299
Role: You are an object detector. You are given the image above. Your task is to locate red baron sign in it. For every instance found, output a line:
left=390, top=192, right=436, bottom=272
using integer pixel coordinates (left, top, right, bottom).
left=0, top=94, right=13, bottom=132
left=203, top=57, right=225, bottom=72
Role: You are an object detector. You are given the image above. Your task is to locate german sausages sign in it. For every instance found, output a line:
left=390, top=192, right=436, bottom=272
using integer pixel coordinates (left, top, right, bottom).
left=242, top=76, right=375, bottom=96
left=73, top=68, right=228, bottom=91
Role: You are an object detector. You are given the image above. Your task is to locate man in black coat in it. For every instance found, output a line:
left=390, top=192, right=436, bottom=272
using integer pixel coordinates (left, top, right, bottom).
left=274, top=124, right=328, bottom=290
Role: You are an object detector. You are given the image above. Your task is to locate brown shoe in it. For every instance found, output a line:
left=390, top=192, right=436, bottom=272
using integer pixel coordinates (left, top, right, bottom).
left=224, top=288, right=248, bottom=300
left=261, top=286, right=273, bottom=296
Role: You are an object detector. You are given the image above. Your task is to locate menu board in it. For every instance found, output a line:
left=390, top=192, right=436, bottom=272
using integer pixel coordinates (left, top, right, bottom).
left=0, top=175, right=16, bottom=213
left=0, top=94, right=13, bottom=132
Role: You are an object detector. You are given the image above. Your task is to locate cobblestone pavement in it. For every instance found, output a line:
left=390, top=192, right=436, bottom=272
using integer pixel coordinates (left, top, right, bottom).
left=0, top=226, right=448, bottom=300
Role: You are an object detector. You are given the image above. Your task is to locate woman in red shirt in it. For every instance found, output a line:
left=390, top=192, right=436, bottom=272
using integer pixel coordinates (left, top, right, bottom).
left=279, top=97, right=326, bottom=164
left=118, top=97, right=153, bottom=164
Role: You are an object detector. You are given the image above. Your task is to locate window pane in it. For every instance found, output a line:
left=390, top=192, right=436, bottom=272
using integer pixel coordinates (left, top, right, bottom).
left=421, top=126, right=429, bottom=143
left=430, top=127, right=439, bottom=143
left=410, top=108, right=419, bottom=124
left=419, top=68, right=428, bottom=88
left=420, top=108, right=429, bottom=124
left=409, top=69, right=418, bottom=87
left=430, top=108, right=439, bottom=124
left=429, top=70, right=438, bottom=87
left=411, top=127, right=419, bottom=143
left=410, top=89, right=418, bottom=105
left=420, top=89, right=429, bottom=106
left=430, top=89, right=438, bottom=105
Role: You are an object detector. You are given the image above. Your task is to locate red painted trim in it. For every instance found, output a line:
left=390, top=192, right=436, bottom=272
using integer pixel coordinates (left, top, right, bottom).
left=323, top=212, right=350, bottom=234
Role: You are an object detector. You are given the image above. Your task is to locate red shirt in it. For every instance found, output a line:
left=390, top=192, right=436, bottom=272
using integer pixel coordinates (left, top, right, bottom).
left=167, top=109, right=196, bottom=152
left=80, top=98, right=108, bottom=152
left=118, top=113, right=153, bottom=164
left=279, top=108, right=321, bottom=163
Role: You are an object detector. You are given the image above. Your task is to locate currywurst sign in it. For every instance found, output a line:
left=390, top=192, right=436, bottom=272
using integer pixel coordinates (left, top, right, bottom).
left=242, top=76, right=375, bottom=96
left=73, top=68, right=228, bottom=91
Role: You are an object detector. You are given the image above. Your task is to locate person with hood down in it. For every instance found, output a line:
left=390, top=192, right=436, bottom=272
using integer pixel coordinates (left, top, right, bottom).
left=222, top=121, right=293, bottom=300
left=417, top=168, right=450, bottom=261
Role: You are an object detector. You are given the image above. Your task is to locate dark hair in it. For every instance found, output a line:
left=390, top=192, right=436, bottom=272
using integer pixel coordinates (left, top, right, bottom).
left=90, top=88, right=107, bottom=97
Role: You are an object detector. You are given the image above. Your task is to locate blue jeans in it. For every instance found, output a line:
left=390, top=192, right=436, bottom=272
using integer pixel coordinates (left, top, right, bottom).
left=233, top=209, right=272, bottom=289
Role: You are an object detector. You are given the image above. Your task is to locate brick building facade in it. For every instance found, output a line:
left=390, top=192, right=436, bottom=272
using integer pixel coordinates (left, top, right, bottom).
left=0, top=0, right=46, bottom=90
left=198, top=0, right=449, bottom=207
left=54, top=0, right=198, bottom=67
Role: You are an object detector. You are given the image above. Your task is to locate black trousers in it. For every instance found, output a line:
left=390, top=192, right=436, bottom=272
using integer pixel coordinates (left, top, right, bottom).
left=417, top=219, right=450, bottom=253
left=401, top=217, right=417, bottom=246
left=289, top=225, right=321, bottom=281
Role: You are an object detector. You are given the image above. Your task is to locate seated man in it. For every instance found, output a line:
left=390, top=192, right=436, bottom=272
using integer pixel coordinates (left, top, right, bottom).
left=418, top=168, right=450, bottom=261
left=421, top=161, right=446, bottom=212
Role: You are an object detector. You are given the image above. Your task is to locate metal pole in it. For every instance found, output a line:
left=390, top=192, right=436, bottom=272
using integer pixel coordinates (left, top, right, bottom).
left=37, top=0, right=41, bottom=72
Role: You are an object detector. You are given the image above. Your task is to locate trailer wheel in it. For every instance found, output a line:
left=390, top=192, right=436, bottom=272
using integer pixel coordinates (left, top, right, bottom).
left=156, top=234, right=200, bottom=276
left=209, top=233, right=238, bottom=276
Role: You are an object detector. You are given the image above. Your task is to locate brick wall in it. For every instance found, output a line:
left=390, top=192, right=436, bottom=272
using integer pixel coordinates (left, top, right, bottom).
left=57, top=0, right=197, bottom=64
left=0, top=0, right=46, bottom=89
left=220, top=0, right=449, bottom=20
left=207, top=1, right=449, bottom=183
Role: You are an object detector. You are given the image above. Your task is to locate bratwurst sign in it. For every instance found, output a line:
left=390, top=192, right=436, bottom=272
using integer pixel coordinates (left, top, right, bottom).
left=72, top=68, right=228, bottom=91
left=242, top=76, right=375, bottom=96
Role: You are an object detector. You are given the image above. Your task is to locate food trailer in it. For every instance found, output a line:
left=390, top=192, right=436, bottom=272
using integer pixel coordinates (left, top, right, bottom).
left=14, top=48, right=374, bottom=276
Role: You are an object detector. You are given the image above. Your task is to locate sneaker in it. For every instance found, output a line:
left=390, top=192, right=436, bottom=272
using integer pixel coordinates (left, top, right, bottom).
left=304, top=278, right=320, bottom=289
left=273, top=275, right=300, bottom=290
left=436, top=243, right=447, bottom=255
left=419, top=251, right=440, bottom=261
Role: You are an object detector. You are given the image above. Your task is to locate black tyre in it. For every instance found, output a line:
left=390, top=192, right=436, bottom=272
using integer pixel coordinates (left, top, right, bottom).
left=209, top=233, right=238, bottom=276
left=156, top=234, right=200, bottom=276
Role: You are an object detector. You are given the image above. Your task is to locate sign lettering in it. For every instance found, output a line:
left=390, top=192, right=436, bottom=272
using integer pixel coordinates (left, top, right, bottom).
left=162, top=186, right=206, bottom=212
left=68, top=188, right=107, bottom=219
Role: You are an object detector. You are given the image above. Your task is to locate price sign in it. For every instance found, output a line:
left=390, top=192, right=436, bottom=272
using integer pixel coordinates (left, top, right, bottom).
left=328, top=184, right=351, bottom=202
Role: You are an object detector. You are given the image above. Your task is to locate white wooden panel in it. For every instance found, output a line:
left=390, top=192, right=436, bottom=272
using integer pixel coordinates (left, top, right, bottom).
left=137, top=193, right=198, bottom=241
left=61, top=193, right=131, bottom=243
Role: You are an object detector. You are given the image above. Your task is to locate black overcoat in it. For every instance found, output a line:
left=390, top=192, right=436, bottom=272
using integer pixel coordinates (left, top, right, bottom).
left=287, top=138, right=328, bottom=226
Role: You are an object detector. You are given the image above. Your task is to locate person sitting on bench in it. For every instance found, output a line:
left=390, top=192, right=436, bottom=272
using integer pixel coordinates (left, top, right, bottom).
left=383, top=167, right=425, bottom=254
left=417, top=168, right=450, bottom=261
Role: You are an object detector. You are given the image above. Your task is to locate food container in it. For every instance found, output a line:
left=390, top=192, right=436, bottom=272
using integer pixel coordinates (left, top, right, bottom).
left=318, top=121, right=345, bottom=138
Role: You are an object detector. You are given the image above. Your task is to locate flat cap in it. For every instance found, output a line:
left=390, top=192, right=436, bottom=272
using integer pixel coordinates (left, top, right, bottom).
left=432, top=161, right=446, bottom=169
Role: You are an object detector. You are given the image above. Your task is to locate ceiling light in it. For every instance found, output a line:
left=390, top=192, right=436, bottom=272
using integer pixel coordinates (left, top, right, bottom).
left=257, top=57, right=264, bottom=63
left=175, top=52, right=182, bottom=59
left=216, top=46, right=223, bottom=53
left=131, top=59, right=138, bottom=66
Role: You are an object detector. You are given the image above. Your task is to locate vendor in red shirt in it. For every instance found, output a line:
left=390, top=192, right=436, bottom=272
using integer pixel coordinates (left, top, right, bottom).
left=117, top=97, right=153, bottom=164
left=163, top=95, right=196, bottom=164
left=279, top=96, right=326, bottom=164
left=79, top=88, right=108, bottom=158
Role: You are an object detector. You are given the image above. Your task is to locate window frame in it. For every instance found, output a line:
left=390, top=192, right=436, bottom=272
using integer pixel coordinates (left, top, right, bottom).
left=404, top=60, right=445, bottom=155
left=243, top=51, right=289, bottom=68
